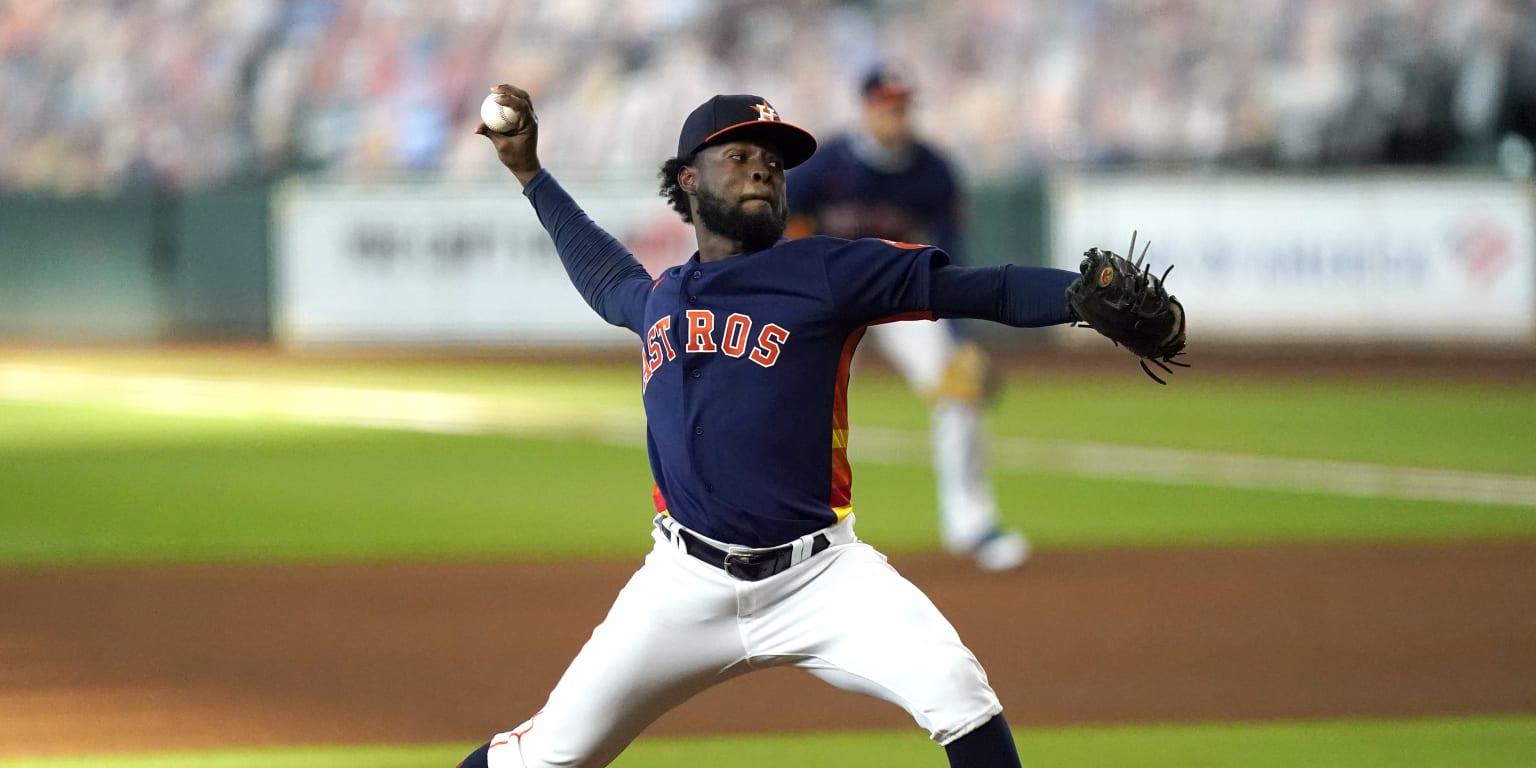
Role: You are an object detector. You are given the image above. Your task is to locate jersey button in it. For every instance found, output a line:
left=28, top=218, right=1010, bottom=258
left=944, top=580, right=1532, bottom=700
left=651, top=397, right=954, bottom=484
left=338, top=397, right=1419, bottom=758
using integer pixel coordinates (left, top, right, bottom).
left=688, top=295, right=698, bottom=304
left=705, top=483, right=715, bottom=493
left=694, top=426, right=704, bottom=436
left=691, top=270, right=702, bottom=279
left=690, top=368, right=702, bottom=379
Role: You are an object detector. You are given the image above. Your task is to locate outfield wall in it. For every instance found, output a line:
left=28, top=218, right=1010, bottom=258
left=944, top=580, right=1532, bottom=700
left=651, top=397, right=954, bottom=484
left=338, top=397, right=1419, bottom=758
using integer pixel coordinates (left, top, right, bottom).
left=270, top=177, right=688, bottom=348
left=1051, top=175, right=1536, bottom=344
left=0, top=186, right=270, bottom=343
left=2, top=173, right=1532, bottom=347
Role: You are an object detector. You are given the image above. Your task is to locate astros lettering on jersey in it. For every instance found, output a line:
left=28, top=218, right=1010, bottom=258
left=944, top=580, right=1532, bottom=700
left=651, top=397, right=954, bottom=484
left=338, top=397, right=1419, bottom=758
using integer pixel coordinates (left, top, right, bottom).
left=631, top=235, right=942, bottom=548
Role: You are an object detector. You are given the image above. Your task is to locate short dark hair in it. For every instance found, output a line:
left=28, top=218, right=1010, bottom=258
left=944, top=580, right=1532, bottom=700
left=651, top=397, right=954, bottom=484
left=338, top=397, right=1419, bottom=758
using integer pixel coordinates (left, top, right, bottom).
left=658, top=155, right=692, bottom=223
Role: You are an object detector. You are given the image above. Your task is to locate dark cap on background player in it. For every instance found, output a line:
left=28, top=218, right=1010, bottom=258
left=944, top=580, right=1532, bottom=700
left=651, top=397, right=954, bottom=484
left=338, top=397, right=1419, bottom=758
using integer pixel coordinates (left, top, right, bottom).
left=677, top=94, right=818, bottom=168
left=860, top=65, right=913, bottom=106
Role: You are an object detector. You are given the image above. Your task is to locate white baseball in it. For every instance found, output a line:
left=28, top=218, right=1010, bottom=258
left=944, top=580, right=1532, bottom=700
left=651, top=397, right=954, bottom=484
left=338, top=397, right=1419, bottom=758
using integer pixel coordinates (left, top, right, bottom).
left=481, top=92, right=520, bottom=133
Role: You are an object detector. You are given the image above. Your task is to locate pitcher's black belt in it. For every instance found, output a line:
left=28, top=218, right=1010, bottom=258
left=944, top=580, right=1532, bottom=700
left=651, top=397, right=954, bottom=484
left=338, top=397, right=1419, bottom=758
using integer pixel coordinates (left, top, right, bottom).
left=658, top=518, right=830, bottom=582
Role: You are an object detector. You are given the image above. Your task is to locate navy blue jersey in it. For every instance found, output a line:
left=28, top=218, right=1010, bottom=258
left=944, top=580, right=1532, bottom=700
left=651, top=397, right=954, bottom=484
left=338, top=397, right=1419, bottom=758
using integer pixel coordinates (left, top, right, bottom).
left=787, top=134, right=961, bottom=258
left=523, top=170, right=1074, bottom=548
left=635, top=237, right=942, bottom=546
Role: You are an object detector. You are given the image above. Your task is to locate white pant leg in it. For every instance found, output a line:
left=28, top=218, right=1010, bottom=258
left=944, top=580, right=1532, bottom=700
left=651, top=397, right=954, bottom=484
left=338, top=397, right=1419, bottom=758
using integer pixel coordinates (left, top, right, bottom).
left=738, top=542, right=1003, bottom=746
left=490, top=532, right=751, bottom=768
left=865, top=317, right=954, bottom=394
left=930, top=400, right=1000, bottom=550
left=866, top=320, right=1001, bottom=550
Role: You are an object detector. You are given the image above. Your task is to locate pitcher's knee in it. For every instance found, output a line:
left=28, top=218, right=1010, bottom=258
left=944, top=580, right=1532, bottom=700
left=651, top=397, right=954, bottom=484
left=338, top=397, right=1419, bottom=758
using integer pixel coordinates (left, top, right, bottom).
left=920, top=660, right=1003, bottom=744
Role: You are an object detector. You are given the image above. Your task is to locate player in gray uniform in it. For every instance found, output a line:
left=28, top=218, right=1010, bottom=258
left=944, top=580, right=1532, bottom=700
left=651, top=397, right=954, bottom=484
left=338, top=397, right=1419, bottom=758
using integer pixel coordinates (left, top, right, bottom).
left=457, top=84, right=1109, bottom=768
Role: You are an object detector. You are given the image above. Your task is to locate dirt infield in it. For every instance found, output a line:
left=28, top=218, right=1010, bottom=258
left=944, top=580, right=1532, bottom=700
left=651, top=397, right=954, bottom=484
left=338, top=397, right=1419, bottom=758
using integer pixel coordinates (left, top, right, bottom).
left=3, top=541, right=1534, bottom=757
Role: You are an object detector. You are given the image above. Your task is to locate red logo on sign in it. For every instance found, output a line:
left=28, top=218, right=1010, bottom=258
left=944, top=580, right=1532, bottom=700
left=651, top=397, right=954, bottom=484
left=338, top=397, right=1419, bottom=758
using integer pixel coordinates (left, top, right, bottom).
left=1454, top=214, right=1513, bottom=290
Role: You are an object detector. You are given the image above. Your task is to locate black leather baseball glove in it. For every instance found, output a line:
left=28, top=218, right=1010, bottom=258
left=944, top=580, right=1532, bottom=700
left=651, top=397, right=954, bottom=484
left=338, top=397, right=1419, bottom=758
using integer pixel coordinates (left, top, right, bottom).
left=1065, top=232, right=1188, bottom=384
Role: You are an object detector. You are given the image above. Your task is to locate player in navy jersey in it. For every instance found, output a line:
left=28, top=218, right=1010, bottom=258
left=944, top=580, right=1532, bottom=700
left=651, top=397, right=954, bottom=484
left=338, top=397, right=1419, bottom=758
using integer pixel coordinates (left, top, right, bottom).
left=788, top=65, right=1029, bottom=571
left=461, top=85, right=1089, bottom=768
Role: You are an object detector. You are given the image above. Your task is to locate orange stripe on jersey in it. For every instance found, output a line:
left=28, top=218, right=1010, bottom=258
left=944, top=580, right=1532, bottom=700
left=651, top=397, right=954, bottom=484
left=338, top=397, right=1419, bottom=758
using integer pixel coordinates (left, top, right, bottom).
left=652, top=484, right=669, bottom=515
left=828, top=327, right=867, bottom=510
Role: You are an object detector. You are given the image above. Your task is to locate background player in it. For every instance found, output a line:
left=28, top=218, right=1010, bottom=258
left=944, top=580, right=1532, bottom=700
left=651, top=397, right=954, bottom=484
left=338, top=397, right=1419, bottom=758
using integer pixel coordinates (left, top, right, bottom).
left=787, top=64, right=1028, bottom=572
left=460, top=84, right=1108, bottom=768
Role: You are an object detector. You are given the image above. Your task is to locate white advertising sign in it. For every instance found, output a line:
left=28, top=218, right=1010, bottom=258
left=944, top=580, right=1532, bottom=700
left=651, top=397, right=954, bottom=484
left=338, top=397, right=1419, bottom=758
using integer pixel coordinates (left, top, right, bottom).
left=274, top=178, right=694, bottom=347
left=1052, top=175, right=1536, bottom=342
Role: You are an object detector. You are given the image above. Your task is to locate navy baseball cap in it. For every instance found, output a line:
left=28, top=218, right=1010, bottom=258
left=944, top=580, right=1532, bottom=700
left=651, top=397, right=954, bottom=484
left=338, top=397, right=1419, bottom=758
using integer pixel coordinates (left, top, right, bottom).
left=860, top=66, right=912, bottom=104
left=677, top=94, right=817, bottom=168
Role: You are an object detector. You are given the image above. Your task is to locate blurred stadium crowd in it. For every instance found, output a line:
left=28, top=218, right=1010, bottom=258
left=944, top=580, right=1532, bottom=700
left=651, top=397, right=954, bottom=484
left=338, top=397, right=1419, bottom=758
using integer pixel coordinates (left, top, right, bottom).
left=3, top=0, right=1535, bottom=194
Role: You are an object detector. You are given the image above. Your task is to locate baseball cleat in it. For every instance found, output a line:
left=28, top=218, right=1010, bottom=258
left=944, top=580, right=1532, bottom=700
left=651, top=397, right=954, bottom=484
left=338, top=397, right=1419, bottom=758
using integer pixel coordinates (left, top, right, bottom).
left=968, top=528, right=1031, bottom=572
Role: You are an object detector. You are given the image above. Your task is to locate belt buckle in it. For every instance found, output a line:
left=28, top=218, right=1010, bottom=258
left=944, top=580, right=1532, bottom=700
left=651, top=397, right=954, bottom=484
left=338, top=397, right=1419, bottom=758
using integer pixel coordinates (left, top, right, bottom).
left=722, top=550, right=768, bottom=581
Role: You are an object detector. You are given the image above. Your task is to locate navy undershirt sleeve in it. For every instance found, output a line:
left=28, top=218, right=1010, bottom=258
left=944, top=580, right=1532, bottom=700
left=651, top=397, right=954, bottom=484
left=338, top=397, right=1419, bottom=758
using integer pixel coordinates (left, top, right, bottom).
left=522, top=169, right=652, bottom=333
left=928, top=264, right=1078, bottom=328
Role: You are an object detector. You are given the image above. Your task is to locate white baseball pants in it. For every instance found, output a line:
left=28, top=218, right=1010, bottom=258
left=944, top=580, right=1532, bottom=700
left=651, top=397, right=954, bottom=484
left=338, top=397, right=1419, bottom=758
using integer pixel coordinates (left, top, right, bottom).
left=485, top=516, right=1003, bottom=768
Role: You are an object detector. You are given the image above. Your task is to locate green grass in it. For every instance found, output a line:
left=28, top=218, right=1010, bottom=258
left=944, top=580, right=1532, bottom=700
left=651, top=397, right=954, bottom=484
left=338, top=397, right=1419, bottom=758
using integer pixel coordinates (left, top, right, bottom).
left=2, top=353, right=1535, bottom=566
left=0, top=402, right=655, bottom=565
left=3, top=717, right=1532, bottom=767
left=0, top=350, right=643, bottom=406
left=12, top=349, right=1536, bottom=471
left=874, top=377, right=1536, bottom=474
left=853, top=465, right=1536, bottom=548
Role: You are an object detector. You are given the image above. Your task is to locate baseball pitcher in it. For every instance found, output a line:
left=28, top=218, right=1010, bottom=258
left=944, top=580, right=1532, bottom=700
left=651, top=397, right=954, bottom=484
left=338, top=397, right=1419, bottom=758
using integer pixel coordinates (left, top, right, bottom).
left=459, top=85, right=1184, bottom=768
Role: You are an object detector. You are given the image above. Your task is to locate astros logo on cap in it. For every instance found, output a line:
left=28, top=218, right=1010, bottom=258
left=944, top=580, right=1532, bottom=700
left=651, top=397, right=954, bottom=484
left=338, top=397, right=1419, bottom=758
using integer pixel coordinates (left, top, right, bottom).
left=678, top=94, right=817, bottom=168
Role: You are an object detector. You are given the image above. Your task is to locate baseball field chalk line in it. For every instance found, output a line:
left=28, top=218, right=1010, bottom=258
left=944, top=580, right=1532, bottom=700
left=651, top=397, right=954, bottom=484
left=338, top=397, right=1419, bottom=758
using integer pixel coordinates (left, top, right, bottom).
left=3, top=363, right=1534, bottom=509
left=854, top=427, right=1536, bottom=509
